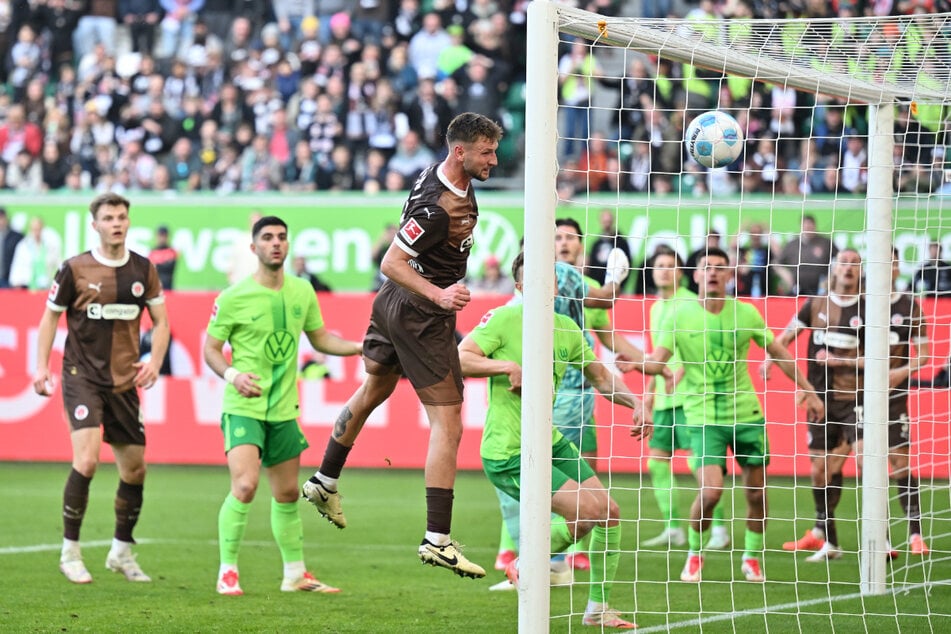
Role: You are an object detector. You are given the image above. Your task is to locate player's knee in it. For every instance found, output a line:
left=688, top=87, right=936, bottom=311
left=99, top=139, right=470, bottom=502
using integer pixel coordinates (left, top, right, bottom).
left=231, top=478, right=258, bottom=503
left=72, top=457, right=99, bottom=478
left=123, top=462, right=146, bottom=484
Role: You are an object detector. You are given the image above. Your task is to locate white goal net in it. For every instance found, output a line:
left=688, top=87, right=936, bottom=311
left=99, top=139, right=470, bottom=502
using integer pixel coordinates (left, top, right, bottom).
left=518, top=2, right=951, bottom=631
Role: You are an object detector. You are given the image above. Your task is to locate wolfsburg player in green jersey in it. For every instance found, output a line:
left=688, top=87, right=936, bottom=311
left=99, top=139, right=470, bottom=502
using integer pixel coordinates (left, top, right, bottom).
left=642, top=246, right=729, bottom=550
left=644, top=247, right=824, bottom=584
left=458, top=252, right=651, bottom=629
left=204, top=216, right=362, bottom=596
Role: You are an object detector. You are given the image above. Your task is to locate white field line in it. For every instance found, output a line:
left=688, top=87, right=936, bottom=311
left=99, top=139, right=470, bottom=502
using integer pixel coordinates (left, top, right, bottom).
left=636, top=578, right=951, bottom=633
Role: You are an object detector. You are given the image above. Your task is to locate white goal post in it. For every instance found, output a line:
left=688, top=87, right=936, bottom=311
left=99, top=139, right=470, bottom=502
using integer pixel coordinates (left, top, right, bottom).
left=522, top=1, right=951, bottom=630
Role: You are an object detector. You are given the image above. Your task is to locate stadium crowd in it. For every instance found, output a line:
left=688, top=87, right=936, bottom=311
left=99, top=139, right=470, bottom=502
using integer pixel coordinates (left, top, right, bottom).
left=0, top=0, right=948, bottom=198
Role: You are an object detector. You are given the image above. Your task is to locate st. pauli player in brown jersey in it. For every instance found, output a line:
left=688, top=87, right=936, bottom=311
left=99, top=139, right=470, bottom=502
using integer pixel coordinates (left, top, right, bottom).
left=302, top=112, right=503, bottom=579
left=764, top=249, right=864, bottom=562
left=33, top=193, right=169, bottom=584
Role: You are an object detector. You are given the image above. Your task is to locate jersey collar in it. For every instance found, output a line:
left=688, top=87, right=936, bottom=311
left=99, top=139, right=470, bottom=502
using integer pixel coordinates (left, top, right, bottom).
left=437, top=163, right=469, bottom=197
left=92, top=247, right=130, bottom=268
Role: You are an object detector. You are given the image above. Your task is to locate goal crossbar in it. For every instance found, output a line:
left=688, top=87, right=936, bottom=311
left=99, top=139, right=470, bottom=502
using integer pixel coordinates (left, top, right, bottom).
left=556, top=6, right=951, bottom=104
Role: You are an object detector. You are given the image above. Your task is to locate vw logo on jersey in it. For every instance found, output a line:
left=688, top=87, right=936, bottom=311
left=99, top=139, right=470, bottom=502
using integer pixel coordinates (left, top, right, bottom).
left=264, top=330, right=297, bottom=363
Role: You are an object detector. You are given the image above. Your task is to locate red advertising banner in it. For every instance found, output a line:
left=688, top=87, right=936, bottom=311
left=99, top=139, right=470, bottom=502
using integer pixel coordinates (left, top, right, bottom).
left=1, top=290, right=948, bottom=477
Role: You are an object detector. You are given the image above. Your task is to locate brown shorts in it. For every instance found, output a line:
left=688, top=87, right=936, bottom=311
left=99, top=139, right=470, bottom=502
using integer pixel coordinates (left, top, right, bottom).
left=62, top=373, right=145, bottom=445
left=363, top=280, right=464, bottom=406
left=856, top=400, right=911, bottom=449
left=807, top=397, right=857, bottom=451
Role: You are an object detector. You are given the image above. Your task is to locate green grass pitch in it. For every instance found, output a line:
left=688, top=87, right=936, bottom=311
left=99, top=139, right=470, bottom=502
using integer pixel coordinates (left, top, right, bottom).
left=0, top=462, right=948, bottom=632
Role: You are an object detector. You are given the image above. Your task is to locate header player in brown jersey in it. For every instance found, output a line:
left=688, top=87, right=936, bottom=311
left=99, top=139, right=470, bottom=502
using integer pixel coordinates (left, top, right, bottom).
left=765, top=248, right=864, bottom=562
left=303, top=112, right=503, bottom=579
left=32, top=193, right=170, bottom=584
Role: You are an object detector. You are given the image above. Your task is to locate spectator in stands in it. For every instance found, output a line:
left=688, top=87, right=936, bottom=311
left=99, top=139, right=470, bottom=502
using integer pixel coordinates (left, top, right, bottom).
left=292, top=255, right=332, bottom=292
left=9, top=216, right=61, bottom=290
left=0, top=206, right=24, bottom=288
left=40, top=141, right=70, bottom=191
left=733, top=222, right=776, bottom=297
left=282, top=139, right=318, bottom=192
left=240, top=133, right=282, bottom=191
left=405, top=77, right=454, bottom=155
left=7, top=147, right=42, bottom=192
left=408, top=12, right=450, bottom=80
left=121, top=0, right=162, bottom=54
left=558, top=39, right=601, bottom=160
left=436, top=24, right=471, bottom=80
left=163, top=137, right=202, bottom=191
left=7, top=24, right=42, bottom=98
left=468, top=254, right=515, bottom=295
left=316, top=143, right=356, bottom=191
left=0, top=103, right=43, bottom=164
left=585, top=208, right=632, bottom=288
left=454, top=55, right=501, bottom=121
left=387, top=129, right=435, bottom=184
left=839, top=134, right=868, bottom=194
left=73, top=0, right=119, bottom=58
left=776, top=214, right=838, bottom=296
left=575, top=132, right=618, bottom=194
left=912, top=241, right=951, bottom=296
left=115, top=139, right=158, bottom=190
left=156, top=0, right=204, bottom=61
left=148, top=225, right=178, bottom=290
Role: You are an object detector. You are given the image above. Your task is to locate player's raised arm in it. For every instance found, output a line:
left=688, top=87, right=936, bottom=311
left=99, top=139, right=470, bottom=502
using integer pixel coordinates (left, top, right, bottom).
left=761, top=320, right=806, bottom=380
left=583, top=359, right=652, bottom=440
left=765, top=339, right=824, bottom=422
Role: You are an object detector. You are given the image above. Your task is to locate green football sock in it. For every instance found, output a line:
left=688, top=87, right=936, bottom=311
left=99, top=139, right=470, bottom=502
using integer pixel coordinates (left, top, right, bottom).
left=743, top=529, right=764, bottom=561
left=218, top=493, right=250, bottom=566
left=688, top=526, right=703, bottom=552
left=647, top=458, right=680, bottom=528
left=271, top=499, right=304, bottom=564
left=565, top=530, right=591, bottom=555
left=496, top=488, right=521, bottom=547
left=498, top=520, right=517, bottom=553
left=588, top=524, right=621, bottom=603
left=551, top=515, right=574, bottom=553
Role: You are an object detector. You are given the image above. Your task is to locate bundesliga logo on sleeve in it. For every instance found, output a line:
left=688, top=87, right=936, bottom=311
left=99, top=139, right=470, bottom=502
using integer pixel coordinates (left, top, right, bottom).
left=401, top=219, right=425, bottom=244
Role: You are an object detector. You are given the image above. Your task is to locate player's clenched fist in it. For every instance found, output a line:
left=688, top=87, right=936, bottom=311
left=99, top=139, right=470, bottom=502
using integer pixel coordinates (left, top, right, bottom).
left=435, top=283, right=471, bottom=311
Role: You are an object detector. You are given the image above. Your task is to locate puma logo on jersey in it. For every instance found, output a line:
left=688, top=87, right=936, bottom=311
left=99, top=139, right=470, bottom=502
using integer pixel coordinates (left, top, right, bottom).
left=88, top=282, right=102, bottom=293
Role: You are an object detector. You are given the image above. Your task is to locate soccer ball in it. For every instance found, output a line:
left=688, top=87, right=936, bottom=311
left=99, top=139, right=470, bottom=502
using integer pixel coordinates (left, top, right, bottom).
left=684, top=111, right=744, bottom=168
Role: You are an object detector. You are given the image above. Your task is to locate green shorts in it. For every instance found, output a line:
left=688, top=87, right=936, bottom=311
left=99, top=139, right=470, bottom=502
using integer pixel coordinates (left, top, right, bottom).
left=483, top=436, right=596, bottom=500
left=648, top=406, right=692, bottom=453
left=687, top=421, right=769, bottom=470
left=221, top=414, right=309, bottom=467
